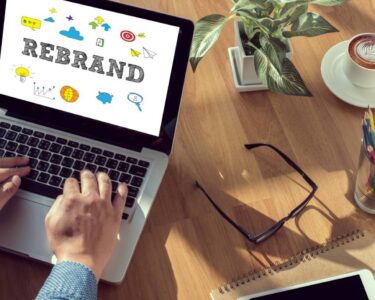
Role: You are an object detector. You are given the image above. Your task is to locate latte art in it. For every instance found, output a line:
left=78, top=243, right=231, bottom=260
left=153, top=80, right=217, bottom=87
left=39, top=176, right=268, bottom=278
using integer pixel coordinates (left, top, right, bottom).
left=349, top=34, right=375, bottom=69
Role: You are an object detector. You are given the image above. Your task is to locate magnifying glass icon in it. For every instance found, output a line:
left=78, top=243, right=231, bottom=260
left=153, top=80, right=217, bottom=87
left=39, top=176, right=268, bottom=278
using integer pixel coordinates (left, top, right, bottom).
left=127, top=93, right=143, bottom=112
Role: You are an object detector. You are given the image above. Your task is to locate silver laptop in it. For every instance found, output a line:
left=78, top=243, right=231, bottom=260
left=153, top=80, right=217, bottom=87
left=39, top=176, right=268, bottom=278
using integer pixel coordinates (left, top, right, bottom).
left=0, top=0, right=193, bottom=283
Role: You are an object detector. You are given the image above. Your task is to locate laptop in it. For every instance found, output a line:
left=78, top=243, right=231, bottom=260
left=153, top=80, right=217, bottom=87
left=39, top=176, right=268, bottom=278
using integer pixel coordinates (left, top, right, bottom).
left=0, top=0, right=193, bottom=283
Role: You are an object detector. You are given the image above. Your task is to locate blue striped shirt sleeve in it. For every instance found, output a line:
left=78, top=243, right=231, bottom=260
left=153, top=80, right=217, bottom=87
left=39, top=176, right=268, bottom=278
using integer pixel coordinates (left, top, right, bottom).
left=35, top=261, right=97, bottom=300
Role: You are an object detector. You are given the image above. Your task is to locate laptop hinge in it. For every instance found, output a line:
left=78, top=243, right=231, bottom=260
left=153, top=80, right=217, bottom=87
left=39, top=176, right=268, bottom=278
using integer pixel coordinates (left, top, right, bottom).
left=5, top=110, right=143, bottom=153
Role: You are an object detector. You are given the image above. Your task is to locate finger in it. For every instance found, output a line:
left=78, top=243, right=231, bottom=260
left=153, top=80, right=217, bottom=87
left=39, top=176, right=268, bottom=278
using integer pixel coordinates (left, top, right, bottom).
left=63, top=178, right=80, bottom=195
left=96, top=172, right=112, bottom=201
left=0, top=166, right=30, bottom=182
left=0, top=156, right=29, bottom=168
left=112, top=183, right=127, bottom=219
left=45, top=194, right=64, bottom=223
left=0, top=175, right=21, bottom=210
left=80, top=170, right=99, bottom=196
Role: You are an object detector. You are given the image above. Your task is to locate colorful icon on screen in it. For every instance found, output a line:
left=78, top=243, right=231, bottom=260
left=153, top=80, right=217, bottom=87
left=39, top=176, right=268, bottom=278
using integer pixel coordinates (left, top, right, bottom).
left=96, top=92, right=113, bottom=104
left=130, top=49, right=141, bottom=57
left=95, top=16, right=104, bottom=24
left=143, top=47, right=157, bottom=59
left=121, top=30, right=136, bottom=42
left=59, top=27, right=84, bottom=41
left=49, top=8, right=57, bottom=14
left=44, top=17, right=55, bottom=23
left=127, top=93, right=143, bottom=112
left=14, top=66, right=30, bottom=83
left=138, top=33, right=146, bottom=38
left=96, top=38, right=104, bottom=47
left=89, top=17, right=111, bottom=32
left=66, top=15, right=74, bottom=21
left=34, top=82, right=55, bottom=100
left=21, top=16, right=41, bottom=31
left=60, top=86, right=79, bottom=103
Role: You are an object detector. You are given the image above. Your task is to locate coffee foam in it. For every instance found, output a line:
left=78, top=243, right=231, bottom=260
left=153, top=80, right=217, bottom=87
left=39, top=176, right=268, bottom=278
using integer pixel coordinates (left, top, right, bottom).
left=349, top=34, right=375, bottom=69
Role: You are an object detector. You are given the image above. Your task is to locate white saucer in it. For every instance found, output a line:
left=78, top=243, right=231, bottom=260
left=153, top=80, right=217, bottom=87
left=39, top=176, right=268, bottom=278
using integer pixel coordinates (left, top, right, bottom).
left=321, top=40, right=375, bottom=108
left=228, top=47, right=268, bottom=92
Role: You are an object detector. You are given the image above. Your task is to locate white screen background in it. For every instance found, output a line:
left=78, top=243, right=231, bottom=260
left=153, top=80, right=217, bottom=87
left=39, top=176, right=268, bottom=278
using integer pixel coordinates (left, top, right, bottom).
left=0, top=0, right=180, bottom=136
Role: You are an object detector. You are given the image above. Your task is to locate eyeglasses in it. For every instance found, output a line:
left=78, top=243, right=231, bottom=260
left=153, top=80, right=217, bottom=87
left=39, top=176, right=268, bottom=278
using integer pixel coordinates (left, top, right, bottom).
left=195, top=143, right=318, bottom=244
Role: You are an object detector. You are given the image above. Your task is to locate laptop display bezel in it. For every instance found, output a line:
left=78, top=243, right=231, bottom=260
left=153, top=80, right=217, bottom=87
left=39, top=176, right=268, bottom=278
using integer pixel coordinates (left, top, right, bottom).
left=0, top=0, right=193, bottom=155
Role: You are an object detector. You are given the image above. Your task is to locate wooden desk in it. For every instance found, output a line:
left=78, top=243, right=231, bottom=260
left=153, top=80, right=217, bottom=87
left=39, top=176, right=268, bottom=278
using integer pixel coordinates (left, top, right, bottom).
left=1, top=1, right=375, bottom=299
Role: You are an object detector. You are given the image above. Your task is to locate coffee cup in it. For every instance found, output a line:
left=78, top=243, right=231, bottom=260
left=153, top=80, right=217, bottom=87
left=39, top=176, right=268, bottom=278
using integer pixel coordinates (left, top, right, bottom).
left=343, top=33, right=375, bottom=88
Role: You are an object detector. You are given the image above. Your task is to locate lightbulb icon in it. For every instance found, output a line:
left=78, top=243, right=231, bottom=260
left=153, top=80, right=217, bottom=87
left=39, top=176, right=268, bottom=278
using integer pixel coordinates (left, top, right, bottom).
left=15, top=66, right=30, bottom=83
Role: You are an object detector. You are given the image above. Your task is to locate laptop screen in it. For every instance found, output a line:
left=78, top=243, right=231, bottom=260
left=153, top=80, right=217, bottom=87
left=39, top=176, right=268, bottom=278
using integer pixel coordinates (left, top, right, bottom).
left=0, top=0, right=180, bottom=137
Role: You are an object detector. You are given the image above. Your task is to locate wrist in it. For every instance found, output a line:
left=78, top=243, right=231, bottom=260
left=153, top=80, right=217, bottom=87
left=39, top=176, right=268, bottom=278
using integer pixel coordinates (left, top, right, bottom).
left=56, top=254, right=103, bottom=281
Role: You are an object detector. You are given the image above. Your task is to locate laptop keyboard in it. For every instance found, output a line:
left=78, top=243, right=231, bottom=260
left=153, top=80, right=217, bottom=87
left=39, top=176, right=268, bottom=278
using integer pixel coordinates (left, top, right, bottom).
left=0, top=121, right=151, bottom=220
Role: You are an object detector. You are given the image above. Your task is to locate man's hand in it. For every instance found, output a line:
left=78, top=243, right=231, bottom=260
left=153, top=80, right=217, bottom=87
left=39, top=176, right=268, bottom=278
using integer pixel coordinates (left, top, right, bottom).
left=45, top=170, right=127, bottom=280
left=0, top=156, right=30, bottom=210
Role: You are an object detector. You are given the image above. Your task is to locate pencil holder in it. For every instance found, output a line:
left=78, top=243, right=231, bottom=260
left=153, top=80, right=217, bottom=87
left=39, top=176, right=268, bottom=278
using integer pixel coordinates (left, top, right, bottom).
left=354, top=140, right=375, bottom=214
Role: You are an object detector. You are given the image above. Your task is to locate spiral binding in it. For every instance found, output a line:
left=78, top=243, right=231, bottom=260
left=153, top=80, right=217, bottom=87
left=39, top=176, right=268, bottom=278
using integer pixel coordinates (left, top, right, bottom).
left=217, top=229, right=365, bottom=294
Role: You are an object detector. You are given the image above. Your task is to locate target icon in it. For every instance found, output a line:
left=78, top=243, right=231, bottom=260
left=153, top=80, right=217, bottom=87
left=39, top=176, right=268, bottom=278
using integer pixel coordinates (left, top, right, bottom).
left=120, top=30, right=136, bottom=42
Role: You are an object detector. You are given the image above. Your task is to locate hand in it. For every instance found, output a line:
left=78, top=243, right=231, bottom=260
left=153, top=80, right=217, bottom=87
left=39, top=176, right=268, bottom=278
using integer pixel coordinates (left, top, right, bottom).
left=45, top=170, right=127, bottom=280
left=0, top=156, right=30, bottom=211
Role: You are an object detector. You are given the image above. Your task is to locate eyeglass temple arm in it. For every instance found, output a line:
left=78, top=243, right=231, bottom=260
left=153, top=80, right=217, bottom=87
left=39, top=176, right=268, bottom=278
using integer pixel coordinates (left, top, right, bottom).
left=195, top=181, right=255, bottom=241
left=244, top=143, right=318, bottom=190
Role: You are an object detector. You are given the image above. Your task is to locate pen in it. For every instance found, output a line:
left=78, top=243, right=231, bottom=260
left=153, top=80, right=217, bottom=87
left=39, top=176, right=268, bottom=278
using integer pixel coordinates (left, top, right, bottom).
left=367, top=145, right=375, bottom=163
left=369, top=107, right=375, bottom=130
left=362, top=120, right=370, bottom=147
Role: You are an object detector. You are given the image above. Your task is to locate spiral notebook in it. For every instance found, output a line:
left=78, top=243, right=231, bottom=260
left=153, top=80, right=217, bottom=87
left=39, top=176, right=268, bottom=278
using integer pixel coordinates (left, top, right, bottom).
left=210, top=230, right=375, bottom=300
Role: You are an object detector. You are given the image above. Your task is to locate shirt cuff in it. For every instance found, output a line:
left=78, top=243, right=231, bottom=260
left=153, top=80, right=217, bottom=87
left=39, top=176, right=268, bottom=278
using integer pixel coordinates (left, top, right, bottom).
left=36, top=261, right=97, bottom=300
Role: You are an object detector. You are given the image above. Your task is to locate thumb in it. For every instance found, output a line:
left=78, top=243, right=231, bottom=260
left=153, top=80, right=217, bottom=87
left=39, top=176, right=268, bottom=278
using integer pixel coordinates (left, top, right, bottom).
left=0, top=175, right=21, bottom=211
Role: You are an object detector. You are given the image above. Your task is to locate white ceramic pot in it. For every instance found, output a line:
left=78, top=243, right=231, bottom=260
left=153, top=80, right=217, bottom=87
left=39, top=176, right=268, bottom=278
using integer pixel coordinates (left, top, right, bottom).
left=232, top=21, right=293, bottom=86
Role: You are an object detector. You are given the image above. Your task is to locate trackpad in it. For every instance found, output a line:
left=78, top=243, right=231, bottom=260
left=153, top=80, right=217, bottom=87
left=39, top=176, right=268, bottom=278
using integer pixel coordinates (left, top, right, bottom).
left=0, top=196, right=52, bottom=261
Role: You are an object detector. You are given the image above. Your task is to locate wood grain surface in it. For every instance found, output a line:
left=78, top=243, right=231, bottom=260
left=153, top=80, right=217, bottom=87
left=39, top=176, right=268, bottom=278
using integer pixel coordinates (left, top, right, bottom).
left=1, top=0, right=375, bottom=299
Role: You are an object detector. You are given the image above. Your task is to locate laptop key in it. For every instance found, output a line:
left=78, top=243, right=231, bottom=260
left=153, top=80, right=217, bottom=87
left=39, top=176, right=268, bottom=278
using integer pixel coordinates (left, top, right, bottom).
left=5, top=141, right=17, bottom=151
left=125, top=197, right=136, bottom=208
left=85, top=163, right=97, bottom=173
left=127, top=186, right=139, bottom=198
left=109, top=170, right=120, bottom=181
left=73, top=160, right=85, bottom=171
left=39, top=151, right=51, bottom=161
left=21, top=128, right=33, bottom=135
left=91, top=147, right=102, bottom=154
left=38, top=140, right=51, bottom=150
left=29, top=158, right=38, bottom=168
left=0, top=139, right=5, bottom=148
left=117, top=162, right=129, bottom=172
left=72, top=149, right=84, bottom=159
left=27, top=137, right=39, bottom=147
left=5, top=131, right=17, bottom=141
left=95, top=155, right=106, bottom=166
left=83, top=152, right=95, bottom=163
left=103, top=150, right=114, bottom=158
left=27, top=169, right=39, bottom=180
left=61, top=146, right=73, bottom=156
left=49, top=176, right=62, bottom=187
left=129, top=165, right=147, bottom=177
left=0, top=122, right=10, bottom=129
left=48, top=164, right=61, bottom=175
left=61, top=157, right=74, bottom=168
left=0, top=128, right=6, bottom=138
left=138, top=160, right=150, bottom=168
left=126, top=157, right=138, bottom=164
left=4, top=151, right=15, bottom=157
left=37, top=172, right=50, bottom=183
left=37, top=161, right=49, bottom=172
left=114, top=154, right=126, bottom=161
left=0, top=149, right=4, bottom=157
left=50, top=143, right=62, bottom=153
left=33, top=131, right=44, bottom=138
left=50, top=154, right=63, bottom=164
left=59, top=167, right=72, bottom=178
left=45, top=134, right=56, bottom=142
left=79, top=144, right=90, bottom=151
left=119, top=173, right=131, bottom=184
left=131, top=176, right=143, bottom=187
left=105, top=158, right=118, bottom=169
left=56, top=138, right=67, bottom=145
left=122, top=213, right=129, bottom=220
left=28, top=148, right=40, bottom=158
left=10, top=125, right=21, bottom=132
left=16, top=145, right=29, bottom=155
left=16, top=134, right=28, bottom=144
left=21, top=178, right=61, bottom=199
left=68, top=141, right=79, bottom=148
left=97, top=166, right=108, bottom=174
left=72, top=171, right=81, bottom=181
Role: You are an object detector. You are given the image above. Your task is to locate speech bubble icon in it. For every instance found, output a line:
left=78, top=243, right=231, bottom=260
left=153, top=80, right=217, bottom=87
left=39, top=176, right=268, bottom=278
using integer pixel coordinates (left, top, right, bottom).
left=21, top=17, right=41, bottom=31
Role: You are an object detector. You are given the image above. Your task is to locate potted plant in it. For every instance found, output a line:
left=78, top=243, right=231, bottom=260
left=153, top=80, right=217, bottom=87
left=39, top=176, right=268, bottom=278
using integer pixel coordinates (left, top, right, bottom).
left=189, top=0, right=348, bottom=96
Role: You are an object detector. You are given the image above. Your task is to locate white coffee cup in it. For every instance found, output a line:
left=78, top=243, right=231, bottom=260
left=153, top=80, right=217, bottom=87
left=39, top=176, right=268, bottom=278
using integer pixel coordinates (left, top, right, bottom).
left=343, top=33, right=375, bottom=88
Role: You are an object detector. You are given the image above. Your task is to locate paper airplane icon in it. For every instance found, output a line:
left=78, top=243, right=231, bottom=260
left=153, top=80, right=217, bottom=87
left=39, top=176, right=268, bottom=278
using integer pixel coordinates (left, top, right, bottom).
left=138, top=33, right=146, bottom=38
left=95, top=16, right=104, bottom=24
left=131, top=49, right=141, bottom=57
left=143, top=47, right=157, bottom=59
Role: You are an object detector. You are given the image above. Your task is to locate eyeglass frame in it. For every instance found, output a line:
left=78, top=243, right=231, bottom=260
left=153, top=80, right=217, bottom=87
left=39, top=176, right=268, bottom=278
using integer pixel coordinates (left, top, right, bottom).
left=195, top=143, right=318, bottom=244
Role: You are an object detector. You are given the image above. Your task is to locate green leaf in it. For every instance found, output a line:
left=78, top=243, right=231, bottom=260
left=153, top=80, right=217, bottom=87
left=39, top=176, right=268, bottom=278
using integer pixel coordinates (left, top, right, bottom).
left=311, top=0, right=348, bottom=6
left=189, top=14, right=228, bottom=72
left=279, top=2, right=308, bottom=25
left=232, top=0, right=266, bottom=13
left=254, top=42, right=312, bottom=96
left=283, top=12, right=338, bottom=37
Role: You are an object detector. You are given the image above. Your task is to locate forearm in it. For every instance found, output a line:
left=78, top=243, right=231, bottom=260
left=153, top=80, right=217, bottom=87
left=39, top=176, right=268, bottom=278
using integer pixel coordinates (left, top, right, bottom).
left=35, top=261, right=97, bottom=300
